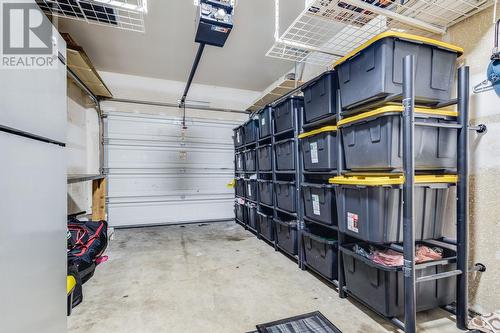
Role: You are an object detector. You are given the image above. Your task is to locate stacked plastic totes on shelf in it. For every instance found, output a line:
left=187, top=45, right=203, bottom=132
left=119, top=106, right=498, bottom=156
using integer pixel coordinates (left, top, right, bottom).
left=327, top=32, right=463, bottom=319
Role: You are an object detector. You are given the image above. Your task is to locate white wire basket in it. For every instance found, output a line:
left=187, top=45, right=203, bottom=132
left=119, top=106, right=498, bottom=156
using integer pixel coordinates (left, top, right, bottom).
left=36, top=0, right=147, bottom=32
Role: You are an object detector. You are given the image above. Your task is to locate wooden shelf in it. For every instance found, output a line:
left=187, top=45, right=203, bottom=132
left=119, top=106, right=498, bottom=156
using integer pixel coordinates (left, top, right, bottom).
left=67, top=174, right=105, bottom=184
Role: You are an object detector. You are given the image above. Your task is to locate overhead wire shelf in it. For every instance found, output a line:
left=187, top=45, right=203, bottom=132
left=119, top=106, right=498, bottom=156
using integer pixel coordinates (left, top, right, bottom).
left=267, top=0, right=495, bottom=66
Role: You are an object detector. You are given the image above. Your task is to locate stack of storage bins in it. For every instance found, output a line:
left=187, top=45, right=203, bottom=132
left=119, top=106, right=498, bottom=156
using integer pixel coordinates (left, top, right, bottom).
left=298, top=71, right=340, bottom=281
left=328, top=32, right=463, bottom=317
left=272, top=96, right=302, bottom=255
left=233, top=125, right=246, bottom=226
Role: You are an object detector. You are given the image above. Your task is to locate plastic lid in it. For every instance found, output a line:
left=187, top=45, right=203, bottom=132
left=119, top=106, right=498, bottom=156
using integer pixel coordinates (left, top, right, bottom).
left=329, top=174, right=458, bottom=186
left=298, top=125, right=338, bottom=139
left=337, top=105, right=458, bottom=127
left=333, top=31, right=464, bottom=68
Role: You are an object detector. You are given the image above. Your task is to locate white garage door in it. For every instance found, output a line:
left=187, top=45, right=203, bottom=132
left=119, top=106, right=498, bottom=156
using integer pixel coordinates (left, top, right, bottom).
left=104, top=108, right=243, bottom=228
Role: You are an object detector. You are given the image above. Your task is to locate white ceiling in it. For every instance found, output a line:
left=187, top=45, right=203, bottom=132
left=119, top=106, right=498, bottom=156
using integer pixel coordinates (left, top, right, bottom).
left=58, top=0, right=305, bottom=92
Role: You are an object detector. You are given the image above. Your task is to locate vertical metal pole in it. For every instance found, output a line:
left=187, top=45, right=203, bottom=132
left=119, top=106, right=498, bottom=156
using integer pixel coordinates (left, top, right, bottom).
left=336, top=89, right=347, bottom=298
left=402, top=55, right=416, bottom=333
left=296, top=105, right=304, bottom=267
left=456, top=66, right=470, bottom=330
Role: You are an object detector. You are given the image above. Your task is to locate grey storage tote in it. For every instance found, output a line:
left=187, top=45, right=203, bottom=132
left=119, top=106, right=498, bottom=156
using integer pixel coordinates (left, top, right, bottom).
left=257, top=212, right=274, bottom=242
left=258, top=106, right=272, bottom=139
left=244, top=149, right=256, bottom=172
left=257, top=180, right=273, bottom=206
left=302, top=183, right=337, bottom=226
left=246, top=203, right=257, bottom=229
left=273, top=96, right=303, bottom=134
left=302, top=70, right=338, bottom=125
left=257, top=144, right=272, bottom=171
left=234, top=126, right=244, bottom=147
left=338, top=105, right=458, bottom=171
left=275, top=138, right=295, bottom=171
left=234, top=200, right=245, bottom=223
left=235, top=152, right=245, bottom=171
left=341, top=242, right=456, bottom=317
left=244, top=119, right=258, bottom=144
left=245, top=179, right=257, bottom=202
left=275, top=218, right=298, bottom=256
left=334, top=32, right=463, bottom=110
left=299, top=126, right=338, bottom=172
left=235, top=178, right=245, bottom=198
left=275, top=181, right=296, bottom=213
left=330, top=174, right=456, bottom=244
left=302, top=227, right=338, bottom=280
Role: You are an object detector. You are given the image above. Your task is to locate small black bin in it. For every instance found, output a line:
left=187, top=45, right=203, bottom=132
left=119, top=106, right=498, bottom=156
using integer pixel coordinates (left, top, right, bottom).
left=235, top=178, right=245, bottom=198
left=257, top=144, right=272, bottom=171
left=341, top=242, right=456, bottom=317
left=246, top=203, right=257, bottom=229
left=299, top=126, right=338, bottom=172
left=245, top=179, right=257, bottom=202
left=275, top=138, right=295, bottom=171
left=235, top=152, right=245, bottom=171
left=258, top=180, right=273, bottom=206
left=302, top=226, right=338, bottom=280
left=234, top=126, right=244, bottom=147
left=275, top=181, right=296, bottom=213
left=244, top=149, right=256, bottom=172
left=234, top=200, right=245, bottom=223
left=259, top=106, right=272, bottom=139
left=244, top=119, right=258, bottom=144
left=275, top=218, right=298, bottom=256
left=257, top=212, right=274, bottom=242
left=302, top=70, right=338, bottom=125
left=274, top=96, right=303, bottom=134
left=302, top=183, right=337, bottom=226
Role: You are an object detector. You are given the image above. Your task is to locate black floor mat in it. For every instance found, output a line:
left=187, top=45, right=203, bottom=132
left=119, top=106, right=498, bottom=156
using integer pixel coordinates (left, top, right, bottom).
left=256, top=311, right=342, bottom=333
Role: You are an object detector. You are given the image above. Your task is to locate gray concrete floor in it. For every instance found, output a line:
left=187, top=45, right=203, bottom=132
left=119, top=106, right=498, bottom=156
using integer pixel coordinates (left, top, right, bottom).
left=68, top=221, right=462, bottom=333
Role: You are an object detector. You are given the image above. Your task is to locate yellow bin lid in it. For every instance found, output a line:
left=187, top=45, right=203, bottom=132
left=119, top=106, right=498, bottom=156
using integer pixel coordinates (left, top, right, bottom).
left=337, top=105, right=458, bottom=127
left=298, top=125, right=338, bottom=139
left=329, top=174, right=458, bottom=186
left=333, top=31, right=464, bottom=68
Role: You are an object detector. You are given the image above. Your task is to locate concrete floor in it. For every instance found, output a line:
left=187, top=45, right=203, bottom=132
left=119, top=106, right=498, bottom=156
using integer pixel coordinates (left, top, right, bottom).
left=68, top=221, right=463, bottom=333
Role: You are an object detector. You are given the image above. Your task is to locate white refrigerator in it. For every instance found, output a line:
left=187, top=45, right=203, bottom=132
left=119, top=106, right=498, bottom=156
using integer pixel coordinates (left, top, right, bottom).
left=0, top=8, right=67, bottom=333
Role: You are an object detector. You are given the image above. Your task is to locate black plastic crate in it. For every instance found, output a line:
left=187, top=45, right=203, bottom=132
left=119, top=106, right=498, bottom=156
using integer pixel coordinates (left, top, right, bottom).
left=274, top=96, right=303, bottom=134
left=257, top=144, right=272, bottom=171
left=302, top=70, right=338, bottom=125
left=275, top=218, right=298, bottom=256
left=300, top=127, right=338, bottom=172
left=302, top=183, right=337, bottom=226
left=235, top=178, right=245, bottom=197
left=275, top=181, right=296, bottom=213
left=257, top=212, right=274, bottom=242
left=259, top=106, right=272, bottom=139
left=341, top=242, right=457, bottom=317
left=244, top=149, right=256, bottom=172
left=235, top=200, right=245, bottom=222
left=302, top=226, right=338, bottom=280
left=244, top=119, right=258, bottom=144
left=246, top=203, right=257, bottom=229
left=275, top=138, right=296, bottom=171
left=234, top=126, right=244, bottom=147
left=257, top=180, right=273, bottom=206
left=245, top=179, right=257, bottom=202
left=235, top=152, right=245, bottom=171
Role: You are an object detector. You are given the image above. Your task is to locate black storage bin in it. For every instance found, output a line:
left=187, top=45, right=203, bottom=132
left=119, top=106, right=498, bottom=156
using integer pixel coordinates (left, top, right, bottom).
left=244, top=119, right=258, bottom=144
left=257, top=212, right=274, bottom=242
left=235, top=152, right=245, bottom=171
left=257, top=180, right=273, bottom=206
left=234, top=200, right=245, bottom=222
left=299, top=126, right=338, bottom=172
left=302, top=183, right=337, bottom=226
left=275, top=218, right=298, bottom=255
left=258, top=106, right=272, bottom=139
left=257, top=144, right=272, bottom=171
left=246, top=203, right=257, bottom=229
left=334, top=32, right=462, bottom=110
left=341, top=242, right=456, bottom=317
left=234, top=126, right=244, bottom=147
left=275, top=181, right=296, bottom=213
left=245, top=179, right=257, bottom=202
left=235, top=178, right=245, bottom=198
left=302, top=227, right=338, bottom=280
left=274, top=96, right=303, bottom=134
left=275, top=138, right=295, bottom=171
left=244, top=149, right=256, bottom=172
left=302, top=70, right=338, bottom=124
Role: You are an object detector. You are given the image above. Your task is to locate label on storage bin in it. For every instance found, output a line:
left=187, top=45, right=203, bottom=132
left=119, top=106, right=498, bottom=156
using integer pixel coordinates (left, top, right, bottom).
left=312, top=194, right=321, bottom=215
left=310, top=142, right=319, bottom=164
left=247, top=184, right=252, bottom=196
left=237, top=132, right=240, bottom=142
left=261, top=117, right=266, bottom=125
left=347, top=212, right=359, bottom=233
left=238, top=157, right=242, bottom=168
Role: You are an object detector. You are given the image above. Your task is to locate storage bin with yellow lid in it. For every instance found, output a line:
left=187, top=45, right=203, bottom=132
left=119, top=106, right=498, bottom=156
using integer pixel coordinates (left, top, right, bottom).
left=332, top=32, right=464, bottom=111
left=329, top=174, right=457, bottom=244
left=338, top=105, right=458, bottom=171
left=298, top=126, right=338, bottom=172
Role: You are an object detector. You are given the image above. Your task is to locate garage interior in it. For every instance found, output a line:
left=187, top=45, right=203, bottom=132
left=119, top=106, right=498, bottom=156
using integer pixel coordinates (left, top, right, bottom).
left=1, top=0, right=499, bottom=333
